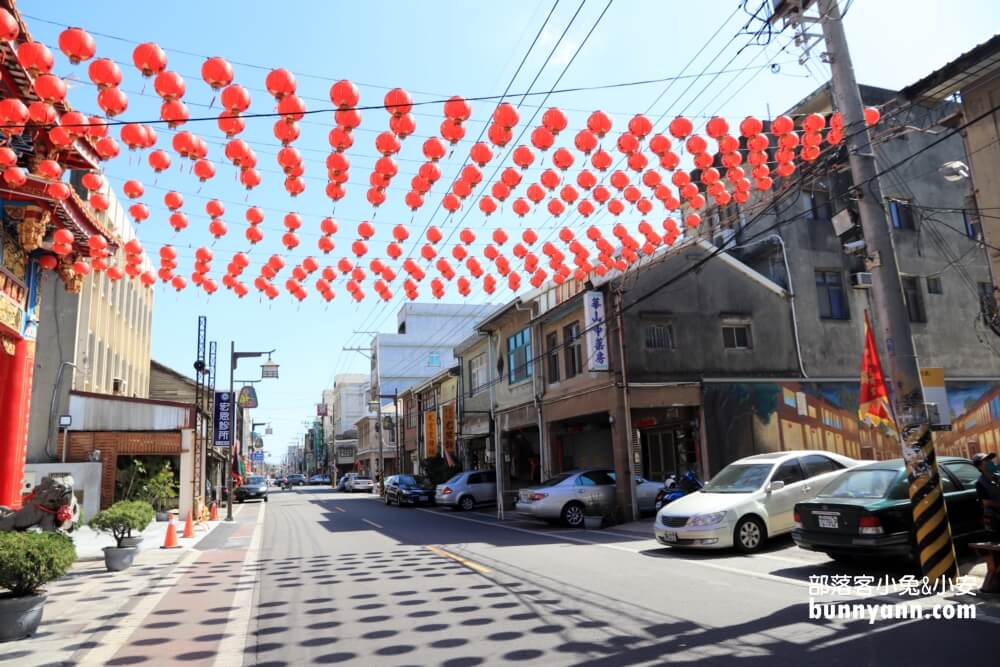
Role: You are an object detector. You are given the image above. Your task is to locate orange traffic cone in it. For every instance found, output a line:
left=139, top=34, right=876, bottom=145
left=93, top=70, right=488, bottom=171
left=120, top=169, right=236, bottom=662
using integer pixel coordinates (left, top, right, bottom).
left=182, top=510, right=195, bottom=538
left=209, top=502, right=219, bottom=521
left=161, top=515, right=180, bottom=549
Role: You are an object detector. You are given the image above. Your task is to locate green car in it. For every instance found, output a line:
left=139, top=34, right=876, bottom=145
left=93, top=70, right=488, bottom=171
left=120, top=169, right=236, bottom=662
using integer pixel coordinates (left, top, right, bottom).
left=792, top=457, right=985, bottom=561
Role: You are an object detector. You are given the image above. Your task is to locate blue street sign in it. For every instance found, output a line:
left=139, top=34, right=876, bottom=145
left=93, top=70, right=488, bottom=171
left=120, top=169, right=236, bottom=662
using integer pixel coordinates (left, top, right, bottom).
left=213, top=391, right=233, bottom=448
left=251, top=451, right=265, bottom=462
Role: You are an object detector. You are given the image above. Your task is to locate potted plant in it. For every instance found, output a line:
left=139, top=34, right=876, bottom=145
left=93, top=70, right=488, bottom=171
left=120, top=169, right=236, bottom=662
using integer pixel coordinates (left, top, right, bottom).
left=583, top=507, right=607, bottom=530
left=0, top=532, right=76, bottom=642
left=88, top=500, right=154, bottom=571
left=143, top=463, right=178, bottom=522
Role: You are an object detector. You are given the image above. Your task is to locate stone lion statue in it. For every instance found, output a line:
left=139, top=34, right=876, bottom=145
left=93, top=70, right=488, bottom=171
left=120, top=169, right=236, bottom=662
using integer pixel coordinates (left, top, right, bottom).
left=0, top=476, right=80, bottom=533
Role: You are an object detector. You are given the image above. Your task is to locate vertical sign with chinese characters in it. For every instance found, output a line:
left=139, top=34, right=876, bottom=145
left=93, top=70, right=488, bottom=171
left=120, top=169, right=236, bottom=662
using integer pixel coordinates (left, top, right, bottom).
left=214, top=391, right=233, bottom=448
left=584, top=291, right=609, bottom=371
left=424, top=411, right=438, bottom=458
left=442, top=402, right=456, bottom=457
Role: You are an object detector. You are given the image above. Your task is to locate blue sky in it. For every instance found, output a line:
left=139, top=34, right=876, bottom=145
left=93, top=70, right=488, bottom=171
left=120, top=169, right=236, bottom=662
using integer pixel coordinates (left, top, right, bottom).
left=19, top=1, right=999, bottom=463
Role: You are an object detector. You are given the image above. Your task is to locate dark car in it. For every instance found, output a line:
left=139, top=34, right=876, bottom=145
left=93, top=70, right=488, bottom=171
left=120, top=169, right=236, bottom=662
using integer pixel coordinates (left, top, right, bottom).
left=286, top=474, right=306, bottom=487
left=793, top=456, right=984, bottom=561
left=235, top=475, right=269, bottom=503
left=384, top=474, right=435, bottom=507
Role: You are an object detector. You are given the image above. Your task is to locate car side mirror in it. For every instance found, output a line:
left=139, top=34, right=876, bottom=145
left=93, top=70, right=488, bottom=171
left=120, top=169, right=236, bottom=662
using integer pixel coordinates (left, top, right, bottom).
left=767, top=480, right=785, bottom=493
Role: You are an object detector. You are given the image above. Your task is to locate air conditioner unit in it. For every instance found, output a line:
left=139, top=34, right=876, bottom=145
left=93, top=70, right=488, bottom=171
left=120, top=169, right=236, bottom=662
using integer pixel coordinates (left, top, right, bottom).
left=850, top=272, right=873, bottom=289
left=112, top=377, right=126, bottom=394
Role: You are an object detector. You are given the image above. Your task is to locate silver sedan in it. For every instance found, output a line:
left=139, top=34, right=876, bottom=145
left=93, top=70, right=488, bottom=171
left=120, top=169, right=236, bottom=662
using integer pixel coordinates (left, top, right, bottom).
left=514, top=469, right=617, bottom=527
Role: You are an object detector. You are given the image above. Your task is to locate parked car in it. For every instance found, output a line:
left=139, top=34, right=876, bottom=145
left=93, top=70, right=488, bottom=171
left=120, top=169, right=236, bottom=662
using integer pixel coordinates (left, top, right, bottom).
left=285, top=474, right=306, bottom=487
left=308, top=474, right=331, bottom=485
left=335, top=473, right=357, bottom=492
left=436, top=470, right=497, bottom=511
left=234, top=475, right=269, bottom=503
left=349, top=476, right=375, bottom=493
left=655, top=451, right=859, bottom=553
left=515, top=469, right=617, bottom=527
left=608, top=472, right=664, bottom=515
left=792, top=457, right=985, bottom=562
left=384, top=475, right=436, bottom=506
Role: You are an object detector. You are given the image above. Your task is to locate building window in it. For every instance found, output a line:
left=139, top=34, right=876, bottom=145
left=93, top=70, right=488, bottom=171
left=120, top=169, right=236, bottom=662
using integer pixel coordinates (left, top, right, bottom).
left=815, top=270, right=849, bottom=320
left=546, top=332, right=560, bottom=383
left=889, top=200, right=916, bottom=230
left=645, top=323, right=674, bottom=350
left=926, top=276, right=943, bottom=295
left=468, top=353, right=487, bottom=395
left=901, top=276, right=926, bottom=323
left=963, top=208, right=980, bottom=239
left=427, top=351, right=441, bottom=367
left=722, top=323, right=752, bottom=349
left=563, top=322, right=582, bottom=378
left=807, top=190, right=832, bottom=220
left=507, top=328, right=532, bottom=384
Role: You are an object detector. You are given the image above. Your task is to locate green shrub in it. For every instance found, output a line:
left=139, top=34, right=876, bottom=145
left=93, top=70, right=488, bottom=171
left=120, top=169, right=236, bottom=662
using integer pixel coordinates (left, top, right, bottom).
left=0, top=532, right=76, bottom=596
left=89, top=500, right=155, bottom=548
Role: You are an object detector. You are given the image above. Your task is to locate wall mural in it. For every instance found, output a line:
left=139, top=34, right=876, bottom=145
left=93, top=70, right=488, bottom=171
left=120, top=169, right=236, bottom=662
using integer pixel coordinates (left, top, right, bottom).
left=702, top=380, right=999, bottom=474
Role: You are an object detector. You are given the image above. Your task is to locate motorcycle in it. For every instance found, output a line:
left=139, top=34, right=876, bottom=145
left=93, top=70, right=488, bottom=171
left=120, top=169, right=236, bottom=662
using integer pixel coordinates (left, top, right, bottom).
left=654, top=470, right=703, bottom=510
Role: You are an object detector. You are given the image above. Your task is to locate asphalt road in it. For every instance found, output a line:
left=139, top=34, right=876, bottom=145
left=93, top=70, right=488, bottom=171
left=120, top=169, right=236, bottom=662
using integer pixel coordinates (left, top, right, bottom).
left=245, top=486, right=996, bottom=666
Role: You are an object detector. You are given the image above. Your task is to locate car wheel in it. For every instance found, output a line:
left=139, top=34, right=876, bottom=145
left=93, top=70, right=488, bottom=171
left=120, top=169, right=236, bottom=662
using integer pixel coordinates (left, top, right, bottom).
left=561, top=502, right=585, bottom=528
left=384, top=493, right=390, bottom=505
left=263, top=496, right=269, bottom=503
left=733, top=516, right=766, bottom=553
left=459, top=495, right=475, bottom=512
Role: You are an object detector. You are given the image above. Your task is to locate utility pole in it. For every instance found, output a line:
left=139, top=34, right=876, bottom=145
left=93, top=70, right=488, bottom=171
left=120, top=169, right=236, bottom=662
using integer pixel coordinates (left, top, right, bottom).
left=817, top=0, right=956, bottom=581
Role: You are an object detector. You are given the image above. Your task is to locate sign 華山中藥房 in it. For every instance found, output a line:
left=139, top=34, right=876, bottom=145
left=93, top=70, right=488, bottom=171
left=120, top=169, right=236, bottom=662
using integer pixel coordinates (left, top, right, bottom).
left=584, top=291, right=609, bottom=372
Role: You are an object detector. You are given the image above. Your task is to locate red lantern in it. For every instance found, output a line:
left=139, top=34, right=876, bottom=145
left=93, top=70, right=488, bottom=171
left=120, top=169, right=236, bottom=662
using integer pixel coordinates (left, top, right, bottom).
left=220, top=84, right=251, bottom=113
left=375, top=131, right=401, bottom=156
left=512, top=198, right=530, bottom=217
left=366, top=187, right=386, bottom=207
left=323, top=79, right=358, bottom=111
left=470, top=142, right=493, bottom=167
left=206, top=219, right=226, bottom=238
left=530, top=126, right=554, bottom=151
left=27, top=101, right=55, bottom=126
left=384, top=88, right=412, bottom=116
left=441, top=120, right=465, bottom=145
left=277, top=94, right=306, bottom=123
left=0, top=9, right=18, bottom=42
left=169, top=212, right=188, bottom=231
left=335, top=107, right=363, bottom=130
left=501, top=167, right=522, bottom=188
left=864, top=106, right=881, bottom=127
left=128, top=203, right=149, bottom=223
left=628, top=114, right=653, bottom=139
left=512, top=145, right=535, bottom=169
left=266, top=69, right=297, bottom=99
left=591, top=149, right=612, bottom=172
left=480, top=196, right=498, bottom=216
left=574, top=129, right=598, bottom=155
left=552, top=147, right=574, bottom=171
left=143, top=150, right=170, bottom=174
left=47, top=182, right=71, bottom=201
left=444, top=95, right=472, bottom=121
left=668, top=116, right=693, bottom=139
left=540, top=169, right=561, bottom=191
left=587, top=110, right=613, bottom=137
left=542, top=107, right=568, bottom=135
left=192, top=159, right=215, bottom=182
left=241, top=168, right=261, bottom=190
left=164, top=191, right=184, bottom=210
left=493, top=102, right=519, bottom=129
left=34, top=74, right=67, bottom=105
left=154, top=71, right=186, bottom=101
left=95, top=87, right=128, bottom=117
left=17, top=42, right=54, bottom=76
left=443, top=193, right=461, bottom=213
left=405, top=191, right=424, bottom=211
left=771, top=114, right=794, bottom=135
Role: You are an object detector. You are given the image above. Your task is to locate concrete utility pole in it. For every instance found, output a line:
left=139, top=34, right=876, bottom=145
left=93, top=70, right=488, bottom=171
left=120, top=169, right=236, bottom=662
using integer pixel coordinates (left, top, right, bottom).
left=817, top=0, right=956, bottom=581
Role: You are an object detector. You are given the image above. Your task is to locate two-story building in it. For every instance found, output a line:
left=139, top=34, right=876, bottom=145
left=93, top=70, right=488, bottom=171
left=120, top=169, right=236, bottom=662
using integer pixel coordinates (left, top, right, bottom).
left=454, top=332, right=492, bottom=471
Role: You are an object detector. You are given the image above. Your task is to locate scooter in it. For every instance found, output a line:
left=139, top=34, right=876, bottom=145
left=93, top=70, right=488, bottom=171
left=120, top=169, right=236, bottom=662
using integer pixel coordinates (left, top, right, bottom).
left=654, top=470, right=702, bottom=510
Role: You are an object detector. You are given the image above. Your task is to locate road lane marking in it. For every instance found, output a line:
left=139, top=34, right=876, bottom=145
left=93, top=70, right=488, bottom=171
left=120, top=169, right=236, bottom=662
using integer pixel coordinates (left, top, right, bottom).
left=335, top=506, right=346, bottom=512
left=426, top=545, right=492, bottom=574
left=362, top=518, right=383, bottom=529
left=214, top=501, right=267, bottom=667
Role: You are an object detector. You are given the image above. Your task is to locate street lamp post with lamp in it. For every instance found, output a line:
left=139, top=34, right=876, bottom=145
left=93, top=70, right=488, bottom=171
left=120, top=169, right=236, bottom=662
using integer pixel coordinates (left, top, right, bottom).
left=226, top=345, right=277, bottom=521
left=368, top=389, right=398, bottom=494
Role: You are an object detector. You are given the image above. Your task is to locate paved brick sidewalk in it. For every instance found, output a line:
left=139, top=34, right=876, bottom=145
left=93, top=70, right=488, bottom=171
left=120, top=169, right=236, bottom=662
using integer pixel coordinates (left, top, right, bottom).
left=0, top=503, right=264, bottom=667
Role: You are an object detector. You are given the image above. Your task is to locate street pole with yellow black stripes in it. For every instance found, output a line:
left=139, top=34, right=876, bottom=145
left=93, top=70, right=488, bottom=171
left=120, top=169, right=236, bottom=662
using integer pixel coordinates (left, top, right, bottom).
left=817, top=0, right=957, bottom=581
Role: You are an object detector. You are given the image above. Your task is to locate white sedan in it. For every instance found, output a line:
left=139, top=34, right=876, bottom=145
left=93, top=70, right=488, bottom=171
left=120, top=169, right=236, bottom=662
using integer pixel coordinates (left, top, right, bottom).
left=654, top=450, right=859, bottom=553
left=349, top=476, right=375, bottom=493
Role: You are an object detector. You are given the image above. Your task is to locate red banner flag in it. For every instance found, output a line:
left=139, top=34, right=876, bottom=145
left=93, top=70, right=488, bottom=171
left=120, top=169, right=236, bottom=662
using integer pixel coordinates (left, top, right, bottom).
left=858, top=311, right=896, bottom=430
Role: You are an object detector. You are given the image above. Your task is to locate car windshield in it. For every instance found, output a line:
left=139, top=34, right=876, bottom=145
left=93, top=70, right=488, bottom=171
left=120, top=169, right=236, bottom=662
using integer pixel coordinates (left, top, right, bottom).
left=444, top=473, right=464, bottom=485
left=818, top=469, right=899, bottom=499
left=539, top=473, right=574, bottom=487
left=702, top=464, right=772, bottom=493
left=356, top=477, right=372, bottom=481
left=246, top=476, right=265, bottom=485
left=397, top=475, right=422, bottom=487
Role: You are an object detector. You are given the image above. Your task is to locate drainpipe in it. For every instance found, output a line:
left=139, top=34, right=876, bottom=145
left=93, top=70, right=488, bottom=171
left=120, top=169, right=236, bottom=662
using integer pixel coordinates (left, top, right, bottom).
left=731, top=233, right=809, bottom=378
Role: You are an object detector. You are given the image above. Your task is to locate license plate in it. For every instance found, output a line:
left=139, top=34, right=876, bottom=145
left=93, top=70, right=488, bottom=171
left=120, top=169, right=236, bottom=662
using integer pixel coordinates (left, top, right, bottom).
left=663, top=531, right=677, bottom=542
left=818, top=515, right=839, bottom=529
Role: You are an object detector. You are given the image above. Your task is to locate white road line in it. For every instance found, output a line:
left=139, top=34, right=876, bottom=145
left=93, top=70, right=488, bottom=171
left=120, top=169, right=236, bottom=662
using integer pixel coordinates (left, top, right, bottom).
left=362, top=518, right=383, bottom=529
left=213, top=502, right=267, bottom=667
left=335, top=506, right=346, bottom=512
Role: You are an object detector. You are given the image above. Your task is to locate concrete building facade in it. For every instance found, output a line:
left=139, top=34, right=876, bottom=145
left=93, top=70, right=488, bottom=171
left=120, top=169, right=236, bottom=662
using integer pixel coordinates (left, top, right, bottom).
left=27, top=186, right=153, bottom=465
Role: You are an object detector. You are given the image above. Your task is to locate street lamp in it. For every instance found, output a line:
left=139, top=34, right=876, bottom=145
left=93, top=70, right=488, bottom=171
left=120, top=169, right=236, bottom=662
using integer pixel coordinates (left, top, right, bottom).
left=368, top=389, right=398, bottom=493
left=226, top=344, right=276, bottom=521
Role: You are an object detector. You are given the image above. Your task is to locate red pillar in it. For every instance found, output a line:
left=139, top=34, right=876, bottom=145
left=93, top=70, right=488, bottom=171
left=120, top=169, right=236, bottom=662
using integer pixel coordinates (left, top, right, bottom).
left=0, top=337, right=35, bottom=509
